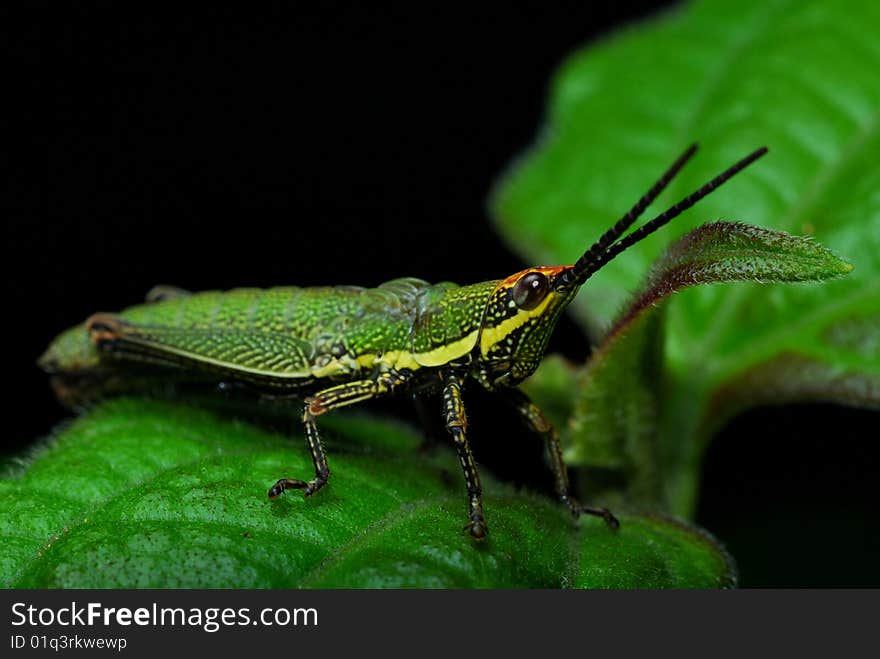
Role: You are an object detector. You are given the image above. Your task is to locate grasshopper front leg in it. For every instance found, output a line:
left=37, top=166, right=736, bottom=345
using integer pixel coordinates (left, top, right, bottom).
left=504, top=389, right=619, bottom=530
left=441, top=369, right=488, bottom=540
left=268, top=371, right=409, bottom=499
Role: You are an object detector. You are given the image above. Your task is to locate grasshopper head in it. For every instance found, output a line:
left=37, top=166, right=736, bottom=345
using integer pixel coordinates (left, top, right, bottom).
left=476, top=265, right=579, bottom=388
left=476, top=144, right=768, bottom=389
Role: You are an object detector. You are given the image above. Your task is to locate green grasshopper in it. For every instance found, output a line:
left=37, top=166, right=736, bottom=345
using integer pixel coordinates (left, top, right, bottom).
left=39, top=144, right=766, bottom=539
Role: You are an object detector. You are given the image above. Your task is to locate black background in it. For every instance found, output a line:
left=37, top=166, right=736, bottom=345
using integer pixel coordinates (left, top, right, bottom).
left=12, top=3, right=878, bottom=586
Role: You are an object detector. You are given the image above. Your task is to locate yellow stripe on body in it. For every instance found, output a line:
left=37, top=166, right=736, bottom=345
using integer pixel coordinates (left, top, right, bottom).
left=338, top=329, right=480, bottom=375
left=479, top=294, right=556, bottom=357
left=412, top=329, right=480, bottom=367
left=309, top=358, right=355, bottom=379
left=107, top=327, right=472, bottom=382
left=316, top=295, right=555, bottom=375
left=354, top=350, right=421, bottom=372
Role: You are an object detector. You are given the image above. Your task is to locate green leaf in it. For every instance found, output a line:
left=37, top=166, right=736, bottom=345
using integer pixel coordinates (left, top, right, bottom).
left=492, top=0, right=880, bottom=516
left=1, top=399, right=734, bottom=588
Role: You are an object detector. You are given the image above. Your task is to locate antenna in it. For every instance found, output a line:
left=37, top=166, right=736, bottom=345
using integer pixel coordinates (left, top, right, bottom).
left=570, top=143, right=698, bottom=283
left=567, top=146, right=768, bottom=287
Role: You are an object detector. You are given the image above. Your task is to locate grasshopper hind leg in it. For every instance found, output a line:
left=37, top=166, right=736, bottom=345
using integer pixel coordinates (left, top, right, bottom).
left=268, top=405, right=330, bottom=498
left=268, top=373, right=409, bottom=501
left=267, top=381, right=374, bottom=501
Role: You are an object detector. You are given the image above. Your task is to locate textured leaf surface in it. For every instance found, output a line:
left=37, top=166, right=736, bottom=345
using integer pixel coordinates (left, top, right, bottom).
left=1, top=399, right=734, bottom=588
left=492, top=0, right=880, bottom=514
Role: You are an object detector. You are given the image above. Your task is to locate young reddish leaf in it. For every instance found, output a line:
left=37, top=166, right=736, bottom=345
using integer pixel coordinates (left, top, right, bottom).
left=614, top=221, right=853, bottom=336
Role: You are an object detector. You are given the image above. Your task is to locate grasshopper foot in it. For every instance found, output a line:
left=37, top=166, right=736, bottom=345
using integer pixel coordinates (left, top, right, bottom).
left=563, top=496, right=620, bottom=530
left=268, top=477, right=326, bottom=499
left=588, top=507, right=620, bottom=530
left=463, top=515, right=488, bottom=540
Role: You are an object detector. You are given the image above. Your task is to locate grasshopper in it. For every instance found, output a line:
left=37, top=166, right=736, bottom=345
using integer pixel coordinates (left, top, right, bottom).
left=39, top=144, right=766, bottom=539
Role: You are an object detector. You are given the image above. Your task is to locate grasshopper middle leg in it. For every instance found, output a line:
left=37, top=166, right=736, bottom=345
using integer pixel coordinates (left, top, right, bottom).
left=268, top=371, right=408, bottom=500
left=441, top=369, right=488, bottom=539
left=505, top=389, right=619, bottom=529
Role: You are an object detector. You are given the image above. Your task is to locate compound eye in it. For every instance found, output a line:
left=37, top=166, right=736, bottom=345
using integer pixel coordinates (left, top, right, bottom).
left=511, top=271, right=549, bottom=311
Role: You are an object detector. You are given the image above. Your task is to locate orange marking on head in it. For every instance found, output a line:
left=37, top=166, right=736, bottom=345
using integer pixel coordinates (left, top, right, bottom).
left=498, top=265, right=570, bottom=288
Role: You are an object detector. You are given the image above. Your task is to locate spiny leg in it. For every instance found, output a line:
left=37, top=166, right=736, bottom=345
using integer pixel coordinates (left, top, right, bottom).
left=441, top=369, right=487, bottom=539
left=268, top=371, right=409, bottom=499
left=504, top=389, right=619, bottom=529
